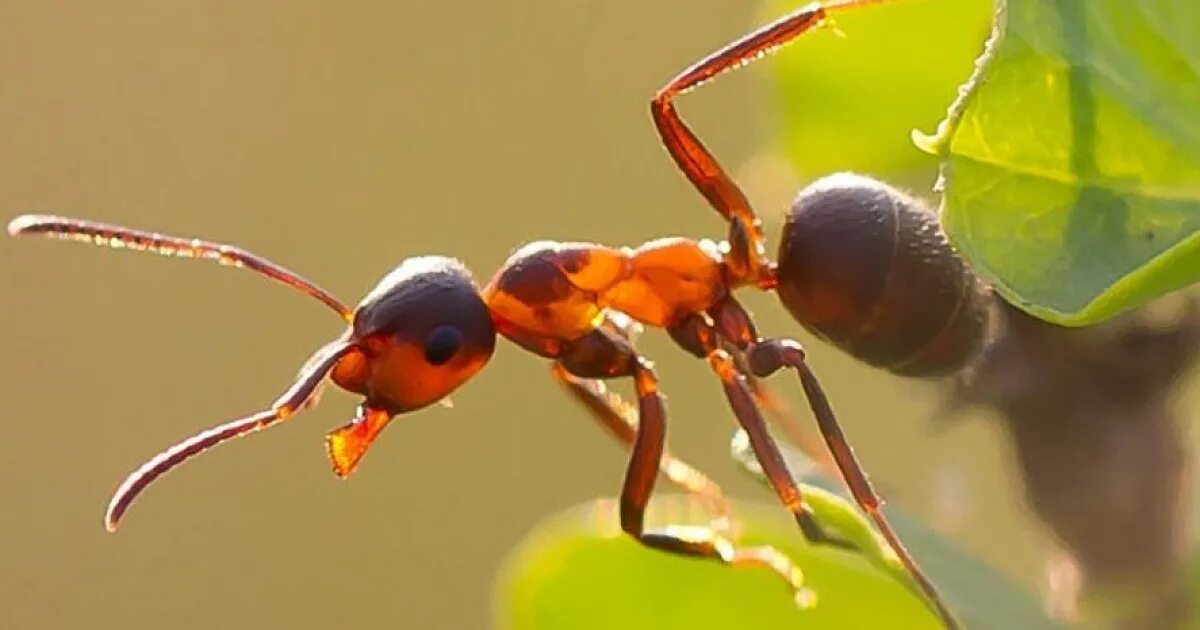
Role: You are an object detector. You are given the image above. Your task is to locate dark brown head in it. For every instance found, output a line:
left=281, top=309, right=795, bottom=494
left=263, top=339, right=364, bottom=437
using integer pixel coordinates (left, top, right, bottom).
left=331, top=256, right=497, bottom=412
left=774, top=172, right=991, bottom=376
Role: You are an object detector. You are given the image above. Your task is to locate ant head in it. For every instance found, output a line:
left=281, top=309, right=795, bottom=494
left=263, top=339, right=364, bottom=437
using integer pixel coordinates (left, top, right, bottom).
left=333, top=256, right=497, bottom=413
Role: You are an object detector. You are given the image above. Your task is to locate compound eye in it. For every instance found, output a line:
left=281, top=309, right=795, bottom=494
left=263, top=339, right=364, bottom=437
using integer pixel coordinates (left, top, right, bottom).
left=423, top=325, right=462, bottom=365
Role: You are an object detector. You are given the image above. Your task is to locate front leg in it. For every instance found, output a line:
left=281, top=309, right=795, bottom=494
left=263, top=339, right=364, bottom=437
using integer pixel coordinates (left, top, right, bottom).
left=551, top=363, right=734, bottom=532
left=556, top=328, right=811, bottom=604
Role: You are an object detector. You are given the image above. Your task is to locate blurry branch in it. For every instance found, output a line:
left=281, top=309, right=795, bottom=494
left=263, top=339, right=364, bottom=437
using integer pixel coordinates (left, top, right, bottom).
left=946, top=296, right=1200, bottom=628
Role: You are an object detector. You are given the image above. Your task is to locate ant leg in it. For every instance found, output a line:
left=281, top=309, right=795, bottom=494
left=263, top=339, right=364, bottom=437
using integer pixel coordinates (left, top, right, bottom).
left=551, top=363, right=734, bottom=532
left=705, top=351, right=853, bottom=551
left=620, top=358, right=810, bottom=601
left=724, top=339, right=841, bottom=480
left=557, top=328, right=810, bottom=602
left=708, top=298, right=960, bottom=628
left=651, top=0, right=894, bottom=284
left=669, top=314, right=848, bottom=549
left=8, top=214, right=351, bottom=319
left=104, top=335, right=357, bottom=532
left=749, top=341, right=959, bottom=628
left=575, top=311, right=734, bottom=522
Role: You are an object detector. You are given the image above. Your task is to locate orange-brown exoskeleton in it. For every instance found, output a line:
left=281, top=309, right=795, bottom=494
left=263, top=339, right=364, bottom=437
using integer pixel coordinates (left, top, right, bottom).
left=9, top=1, right=979, bottom=627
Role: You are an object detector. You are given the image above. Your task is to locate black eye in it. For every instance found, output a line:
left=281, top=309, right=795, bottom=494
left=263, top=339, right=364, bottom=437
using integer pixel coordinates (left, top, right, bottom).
left=424, top=326, right=462, bottom=365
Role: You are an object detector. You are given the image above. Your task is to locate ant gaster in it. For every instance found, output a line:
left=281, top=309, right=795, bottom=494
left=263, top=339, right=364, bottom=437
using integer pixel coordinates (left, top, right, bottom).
left=10, top=1, right=986, bottom=628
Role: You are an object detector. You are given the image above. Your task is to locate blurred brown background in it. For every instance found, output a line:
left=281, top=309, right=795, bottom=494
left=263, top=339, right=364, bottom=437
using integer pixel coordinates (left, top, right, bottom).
left=2, top=2, right=1175, bottom=628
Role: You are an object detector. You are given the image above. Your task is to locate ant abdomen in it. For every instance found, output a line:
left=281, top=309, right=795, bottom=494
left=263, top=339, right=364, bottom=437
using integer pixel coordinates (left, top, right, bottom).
left=774, top=172, right=991, bottom=376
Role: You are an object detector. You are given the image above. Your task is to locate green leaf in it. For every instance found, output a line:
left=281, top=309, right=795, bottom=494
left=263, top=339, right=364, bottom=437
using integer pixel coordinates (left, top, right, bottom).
left=769, top=0, right=993, bottom=177
left=919, top=0, right=1200, bottom=325
left=494, top=498, right=943, bottom=630
left=496, top=432, right=1066, bottom=630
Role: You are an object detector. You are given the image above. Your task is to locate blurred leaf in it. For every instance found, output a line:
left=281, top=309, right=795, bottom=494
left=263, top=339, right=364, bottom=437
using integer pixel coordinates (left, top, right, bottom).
left=731, top=430, right=1068, bottom=630
left=769, top=0, right=992, bottom=177
left=919, top=0, right=1200, bottom=325
left=494, top=498, right=942, bottom=630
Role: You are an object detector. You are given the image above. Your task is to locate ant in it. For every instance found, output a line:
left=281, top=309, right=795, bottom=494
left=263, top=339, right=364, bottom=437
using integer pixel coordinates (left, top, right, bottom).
left=9, top=1, right=987, bottom=628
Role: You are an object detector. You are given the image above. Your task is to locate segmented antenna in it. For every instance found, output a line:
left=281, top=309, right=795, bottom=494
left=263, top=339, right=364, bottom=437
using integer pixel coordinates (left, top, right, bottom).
left=8, top=214, right=352, bottom=319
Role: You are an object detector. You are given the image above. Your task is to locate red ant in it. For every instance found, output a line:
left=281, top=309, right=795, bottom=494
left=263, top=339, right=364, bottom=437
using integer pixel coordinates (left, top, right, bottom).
left=9, top=1, right=987, bottom=627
